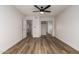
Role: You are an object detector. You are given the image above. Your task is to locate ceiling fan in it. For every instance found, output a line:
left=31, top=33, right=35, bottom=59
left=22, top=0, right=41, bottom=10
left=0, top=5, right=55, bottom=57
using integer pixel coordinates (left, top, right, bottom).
left=33, top=5, right=51, bottom=14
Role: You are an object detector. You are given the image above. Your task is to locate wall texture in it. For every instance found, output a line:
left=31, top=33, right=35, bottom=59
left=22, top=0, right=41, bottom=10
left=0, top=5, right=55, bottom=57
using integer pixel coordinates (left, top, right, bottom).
left=22, top=20, right=27, bottom=39
left=48, top=21, right=53, bottom=35
left=32, top=16, right=41, bottom=37
left=0, top=6, right=24, bottom=53
left=55, top=6, right=79, bottom=51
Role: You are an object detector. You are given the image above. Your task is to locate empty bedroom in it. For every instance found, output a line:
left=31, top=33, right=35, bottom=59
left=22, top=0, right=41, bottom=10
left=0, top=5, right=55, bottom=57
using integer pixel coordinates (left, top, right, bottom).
left=0, top=5, right=79, bottom=54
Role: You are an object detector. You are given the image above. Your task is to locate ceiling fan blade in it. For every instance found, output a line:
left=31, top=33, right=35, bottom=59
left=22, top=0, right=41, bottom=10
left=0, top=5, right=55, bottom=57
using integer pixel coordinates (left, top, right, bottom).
left=44, top=11, right=51, bottom=12
left=33, top=11, right=40, bottom=12
left=44, top=5, right=51, bottom=10
left=34, top=5, right=40, bottom=10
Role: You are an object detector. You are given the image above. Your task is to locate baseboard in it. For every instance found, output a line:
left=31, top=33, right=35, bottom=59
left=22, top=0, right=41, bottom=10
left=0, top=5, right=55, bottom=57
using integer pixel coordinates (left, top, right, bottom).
left=54, top=36, right=79, bottom=53
left=3, top=38, right=26, bottom=54
left=3, top=35, right=79, bottom=54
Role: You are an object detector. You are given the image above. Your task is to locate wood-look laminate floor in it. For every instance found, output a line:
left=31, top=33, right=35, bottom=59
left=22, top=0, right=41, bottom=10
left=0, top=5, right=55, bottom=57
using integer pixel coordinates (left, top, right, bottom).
left=3, top=35, right=79, bottom=54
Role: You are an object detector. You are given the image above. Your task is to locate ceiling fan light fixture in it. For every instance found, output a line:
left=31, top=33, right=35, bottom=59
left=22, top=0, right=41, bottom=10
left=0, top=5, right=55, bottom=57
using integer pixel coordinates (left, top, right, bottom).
left=40, top=12, right=44, bottom=14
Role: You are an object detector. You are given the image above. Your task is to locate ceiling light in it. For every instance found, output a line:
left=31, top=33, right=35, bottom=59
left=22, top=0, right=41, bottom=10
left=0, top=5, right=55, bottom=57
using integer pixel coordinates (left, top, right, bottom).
left=40, top=12, right=44, bottom=14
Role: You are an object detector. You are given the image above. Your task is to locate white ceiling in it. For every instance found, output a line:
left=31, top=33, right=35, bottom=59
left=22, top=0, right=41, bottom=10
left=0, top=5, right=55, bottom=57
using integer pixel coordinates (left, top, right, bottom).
left=15, top=5, right=70, bottom=16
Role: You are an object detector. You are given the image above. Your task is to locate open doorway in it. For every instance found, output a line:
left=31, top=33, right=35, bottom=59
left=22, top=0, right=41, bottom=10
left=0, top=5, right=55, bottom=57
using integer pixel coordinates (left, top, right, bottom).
left=41, top=21, right=48, bottom=36
left=41, top=21, right=53, bottom=37
left=27, top=20, right=32, bottom=36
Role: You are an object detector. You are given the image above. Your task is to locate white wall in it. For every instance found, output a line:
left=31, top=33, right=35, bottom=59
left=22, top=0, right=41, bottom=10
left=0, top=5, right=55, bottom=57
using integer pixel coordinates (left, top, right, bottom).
left=22, top=20, right=27, bottom=39
left=48, top=21, right=53, bottom=35
left=0, top=6, right=24, bottom=53
left=32, top=16, right=41, bottom=37
left=55, top=6, right=79, bottom=51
